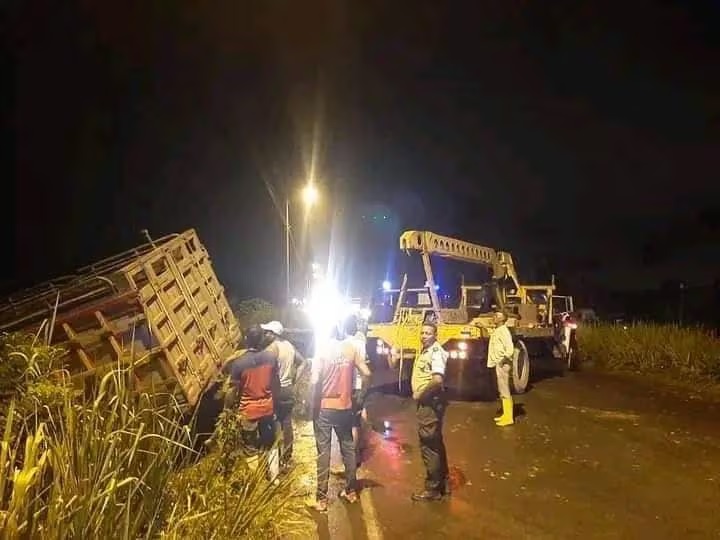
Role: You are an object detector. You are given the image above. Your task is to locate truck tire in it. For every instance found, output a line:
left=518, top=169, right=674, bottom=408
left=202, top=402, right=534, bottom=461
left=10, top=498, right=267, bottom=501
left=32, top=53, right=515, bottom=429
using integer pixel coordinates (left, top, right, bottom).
left=512, top=340, right=530, bottom=394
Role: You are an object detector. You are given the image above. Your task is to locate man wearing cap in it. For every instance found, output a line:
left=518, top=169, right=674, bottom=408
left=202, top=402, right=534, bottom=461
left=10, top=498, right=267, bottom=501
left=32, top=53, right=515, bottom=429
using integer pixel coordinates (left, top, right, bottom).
left=261, top=320, right=307, bottom=470
left=348, top=317, right=370, bottom=458
left=222, top=324, right=280, bottom=477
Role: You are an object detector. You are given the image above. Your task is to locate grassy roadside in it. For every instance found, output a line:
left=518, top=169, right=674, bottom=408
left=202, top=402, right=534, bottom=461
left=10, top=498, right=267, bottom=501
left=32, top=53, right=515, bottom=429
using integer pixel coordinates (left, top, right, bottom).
left=0, top=333, right=314, bottom=539
left=576, top=323, right=720, bottom=393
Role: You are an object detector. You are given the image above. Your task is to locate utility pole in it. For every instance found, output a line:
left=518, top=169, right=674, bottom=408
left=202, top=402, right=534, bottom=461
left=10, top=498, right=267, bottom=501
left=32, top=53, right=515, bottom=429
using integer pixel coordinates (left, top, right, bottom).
left=678, top=281, right=686, bottom=326
left=285, top=198, right=291, bottom=304
left=283, top=183, right=319, bottom=305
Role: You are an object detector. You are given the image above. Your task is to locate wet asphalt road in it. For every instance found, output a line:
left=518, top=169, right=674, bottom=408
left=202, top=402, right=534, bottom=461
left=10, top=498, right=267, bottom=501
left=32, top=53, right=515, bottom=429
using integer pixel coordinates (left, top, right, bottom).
left=300, top=361, right=720, bottom=539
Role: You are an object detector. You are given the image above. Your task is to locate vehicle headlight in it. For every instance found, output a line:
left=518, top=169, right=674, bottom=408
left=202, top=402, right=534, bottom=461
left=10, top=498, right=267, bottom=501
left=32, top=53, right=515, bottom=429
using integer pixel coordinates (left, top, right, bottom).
left=375, top=339, right=390, bottom=355
left=447, top=341, right=470, bottom=360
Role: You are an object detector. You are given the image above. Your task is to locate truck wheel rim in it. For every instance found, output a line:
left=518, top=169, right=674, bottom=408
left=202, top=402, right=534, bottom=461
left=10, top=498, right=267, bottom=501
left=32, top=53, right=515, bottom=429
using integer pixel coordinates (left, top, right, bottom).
left=513, top=340, right=529, bottom=392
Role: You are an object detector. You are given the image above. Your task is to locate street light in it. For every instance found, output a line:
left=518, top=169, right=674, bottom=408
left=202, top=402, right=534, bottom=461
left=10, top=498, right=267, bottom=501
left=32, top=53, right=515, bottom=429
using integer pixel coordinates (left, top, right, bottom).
left=286, top=183, right=319, bottom=303
left=302, top=184, right=319, bottom=206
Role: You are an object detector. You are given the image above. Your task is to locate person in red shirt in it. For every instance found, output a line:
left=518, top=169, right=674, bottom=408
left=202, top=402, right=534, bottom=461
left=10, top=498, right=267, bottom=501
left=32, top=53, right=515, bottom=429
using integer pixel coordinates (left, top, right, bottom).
left=223, top=325, right=280, bottom=471
left=310, top=315, right=371, bottom=512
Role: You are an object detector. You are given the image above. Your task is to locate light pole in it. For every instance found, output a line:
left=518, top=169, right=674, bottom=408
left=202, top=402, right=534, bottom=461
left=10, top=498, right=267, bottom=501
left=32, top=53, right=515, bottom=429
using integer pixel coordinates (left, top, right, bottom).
left=285, top=183, right=319, bottom=303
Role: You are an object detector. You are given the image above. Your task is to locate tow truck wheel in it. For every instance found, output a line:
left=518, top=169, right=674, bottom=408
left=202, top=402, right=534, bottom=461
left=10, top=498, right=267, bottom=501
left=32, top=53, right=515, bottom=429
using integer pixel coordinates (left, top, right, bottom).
left=512, top=340, right=530, bottom=394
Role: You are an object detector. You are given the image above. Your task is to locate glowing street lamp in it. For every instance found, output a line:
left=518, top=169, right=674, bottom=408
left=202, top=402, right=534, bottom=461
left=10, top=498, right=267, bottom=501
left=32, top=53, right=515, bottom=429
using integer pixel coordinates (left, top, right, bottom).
left=285, top=183, right=321, bottom=303
left=302, top=184, right=319, bottom=207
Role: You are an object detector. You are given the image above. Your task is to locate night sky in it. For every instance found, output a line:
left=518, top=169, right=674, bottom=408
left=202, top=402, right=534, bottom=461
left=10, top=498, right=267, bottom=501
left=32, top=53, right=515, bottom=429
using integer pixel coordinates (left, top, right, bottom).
left=8, top=1, right=720, bottom=305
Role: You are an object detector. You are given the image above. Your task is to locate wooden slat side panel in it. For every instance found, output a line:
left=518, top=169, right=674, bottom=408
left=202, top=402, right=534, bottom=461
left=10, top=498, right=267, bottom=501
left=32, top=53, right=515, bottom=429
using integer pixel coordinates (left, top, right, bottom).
left=133, top=260, right=202, bottom=406
left=112, top=230, right=240, bottom=407
left=185, top=237, right=239, bottom=358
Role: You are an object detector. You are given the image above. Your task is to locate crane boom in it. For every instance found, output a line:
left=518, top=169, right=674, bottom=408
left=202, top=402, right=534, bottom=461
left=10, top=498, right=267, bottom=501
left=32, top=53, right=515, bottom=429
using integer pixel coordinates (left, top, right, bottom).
left=399, top=230, right=520, bottom=290
left=399, top=230, right=497, bottom=265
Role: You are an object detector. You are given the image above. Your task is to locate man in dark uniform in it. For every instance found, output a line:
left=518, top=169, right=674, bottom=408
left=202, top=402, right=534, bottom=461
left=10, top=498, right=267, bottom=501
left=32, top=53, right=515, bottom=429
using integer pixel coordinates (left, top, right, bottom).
left=392, top=321, right=450, bottom=501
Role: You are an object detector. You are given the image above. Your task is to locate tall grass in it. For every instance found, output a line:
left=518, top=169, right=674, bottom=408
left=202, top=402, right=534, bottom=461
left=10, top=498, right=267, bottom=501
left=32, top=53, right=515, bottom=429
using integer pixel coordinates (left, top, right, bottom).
left=0, top=366, right=192, bottom=539
left=0, top=343, right=312, bottom=539
left=162, top=410, right=312, bottom=539
left=164, top=439, right=311, bottom=538
left=577, top=323, right=720, bottom=384
left=0, top=332, right=70, bottom=433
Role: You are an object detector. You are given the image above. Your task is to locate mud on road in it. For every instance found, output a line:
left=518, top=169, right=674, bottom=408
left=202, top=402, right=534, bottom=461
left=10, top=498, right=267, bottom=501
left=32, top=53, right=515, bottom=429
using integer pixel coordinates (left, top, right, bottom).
left=298, top=363, right=720, bottom=539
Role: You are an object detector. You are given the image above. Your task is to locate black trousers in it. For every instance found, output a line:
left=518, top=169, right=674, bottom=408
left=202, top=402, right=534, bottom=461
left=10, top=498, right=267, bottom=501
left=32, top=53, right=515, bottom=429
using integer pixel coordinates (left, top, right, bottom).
left=240, top=414, right=277, bottom=457
left=416, top=395, right=449, bottom=492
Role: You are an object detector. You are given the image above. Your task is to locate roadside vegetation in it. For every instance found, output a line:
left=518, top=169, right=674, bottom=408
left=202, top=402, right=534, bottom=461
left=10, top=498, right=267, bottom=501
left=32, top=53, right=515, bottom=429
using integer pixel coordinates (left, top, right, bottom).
left=234, top=298, right=280, bottom=328
left=0, top=331, right=313, bottom=539
left=233, top=298, right=311, bottom=333
left=577, top=323, right=720, bottom=386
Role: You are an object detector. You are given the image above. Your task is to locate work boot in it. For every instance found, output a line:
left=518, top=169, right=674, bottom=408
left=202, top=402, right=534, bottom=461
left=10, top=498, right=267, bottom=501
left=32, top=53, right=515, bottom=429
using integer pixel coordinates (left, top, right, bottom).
left=494, top=397, right=514, bottom=427
left=493, top=403, right=503, bottom=422
left=280, top=458, right=293, bottom=475
left=411, top=489, right=443, bottom=502
left=339, top=489, right=358, bottom=504
left=441, top=478, right=452, bottom=497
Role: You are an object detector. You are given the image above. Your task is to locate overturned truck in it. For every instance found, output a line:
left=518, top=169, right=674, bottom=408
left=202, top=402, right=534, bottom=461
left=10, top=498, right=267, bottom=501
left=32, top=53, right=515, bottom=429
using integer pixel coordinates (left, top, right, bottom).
left=0, top=230, right=240, bottom=410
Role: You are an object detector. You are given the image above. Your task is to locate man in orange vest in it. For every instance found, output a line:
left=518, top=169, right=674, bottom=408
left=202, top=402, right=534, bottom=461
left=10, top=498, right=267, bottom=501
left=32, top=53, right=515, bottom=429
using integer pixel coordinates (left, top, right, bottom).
left=223, top=324, right=280, bottom=478
left=310, top=315, right=371, bottom=512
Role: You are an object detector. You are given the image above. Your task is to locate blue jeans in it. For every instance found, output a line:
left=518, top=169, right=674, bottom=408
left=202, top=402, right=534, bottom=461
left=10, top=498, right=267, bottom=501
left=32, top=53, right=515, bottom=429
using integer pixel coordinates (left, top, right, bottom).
left=240, top=414, right=277, bottom=457
left=314, top=408, right=357, bottom=500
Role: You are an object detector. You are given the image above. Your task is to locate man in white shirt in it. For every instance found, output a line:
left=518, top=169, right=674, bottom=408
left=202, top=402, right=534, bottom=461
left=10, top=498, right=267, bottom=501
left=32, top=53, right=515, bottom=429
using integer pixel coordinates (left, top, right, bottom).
left=487, top=311, right=515, bottom=427
left=261, top=320, right=307, bottom=469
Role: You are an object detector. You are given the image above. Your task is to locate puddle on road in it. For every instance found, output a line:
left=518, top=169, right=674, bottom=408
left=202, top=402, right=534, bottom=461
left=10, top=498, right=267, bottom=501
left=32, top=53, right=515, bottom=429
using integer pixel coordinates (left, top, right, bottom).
left=565, top=405, right=641, bottom=422
left=449, top=465, right=468, bottom=490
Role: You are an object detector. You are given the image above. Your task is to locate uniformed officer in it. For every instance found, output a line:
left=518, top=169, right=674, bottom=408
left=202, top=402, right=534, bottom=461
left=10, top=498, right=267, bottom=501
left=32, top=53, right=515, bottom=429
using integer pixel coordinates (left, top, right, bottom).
left=401, top=321, right=451, bottom=501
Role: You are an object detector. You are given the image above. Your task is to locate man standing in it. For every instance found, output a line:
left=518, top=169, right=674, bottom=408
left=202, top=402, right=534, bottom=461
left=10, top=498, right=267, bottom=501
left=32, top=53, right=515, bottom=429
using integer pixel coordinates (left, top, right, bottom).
left=222, top=324, right=280, bottom=477
left=488, top=311, right=515, bottom=427
left=261, top=320, right=307, bottom=470
left=393, top=322, right=450, bottom=502
left=331, top=315, right=369, bottom=475
left=310, top=315, right=371, bottom=512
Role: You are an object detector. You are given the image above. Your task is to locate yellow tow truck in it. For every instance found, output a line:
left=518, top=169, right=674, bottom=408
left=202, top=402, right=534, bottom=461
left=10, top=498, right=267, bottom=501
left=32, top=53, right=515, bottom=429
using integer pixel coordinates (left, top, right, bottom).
left=367, top=230, right=576, bottom=399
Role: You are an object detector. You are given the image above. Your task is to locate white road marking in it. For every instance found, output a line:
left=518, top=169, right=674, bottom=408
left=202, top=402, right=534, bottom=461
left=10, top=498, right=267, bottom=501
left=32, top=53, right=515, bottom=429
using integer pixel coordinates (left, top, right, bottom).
left=359, top=471, right=384, bottom=540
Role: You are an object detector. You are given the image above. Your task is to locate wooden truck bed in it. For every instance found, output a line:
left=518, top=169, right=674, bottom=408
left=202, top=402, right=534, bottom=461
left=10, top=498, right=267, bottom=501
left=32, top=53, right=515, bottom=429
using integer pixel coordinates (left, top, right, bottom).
left=0, top=230, right=240, bottom=408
